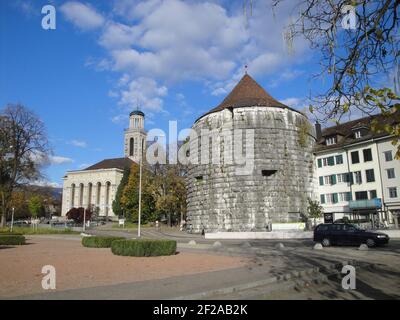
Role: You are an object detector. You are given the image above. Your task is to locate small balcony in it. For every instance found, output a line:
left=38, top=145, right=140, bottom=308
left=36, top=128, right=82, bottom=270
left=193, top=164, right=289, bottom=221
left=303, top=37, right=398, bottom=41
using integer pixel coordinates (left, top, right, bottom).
left=349, top=198, right=382, bottom=209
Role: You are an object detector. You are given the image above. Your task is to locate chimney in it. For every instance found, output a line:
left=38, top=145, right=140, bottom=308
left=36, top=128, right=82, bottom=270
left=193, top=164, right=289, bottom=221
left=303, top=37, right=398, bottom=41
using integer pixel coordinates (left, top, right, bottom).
left=315, top=122, right=322, bottom=140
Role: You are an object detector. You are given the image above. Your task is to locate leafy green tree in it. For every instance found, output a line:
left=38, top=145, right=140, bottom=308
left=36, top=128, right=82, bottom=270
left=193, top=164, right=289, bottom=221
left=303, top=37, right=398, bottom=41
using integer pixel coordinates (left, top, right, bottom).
left=28, top=195, right=44, bottom=218
left=121, top=164, right=157, bottom=224
left=150, top=165, right=187, bottom=226
left=112, top=167, right=130, bottom=218
left=307, top=197, right=324, bottom=227
left=272, top=0, right=400, bottom=155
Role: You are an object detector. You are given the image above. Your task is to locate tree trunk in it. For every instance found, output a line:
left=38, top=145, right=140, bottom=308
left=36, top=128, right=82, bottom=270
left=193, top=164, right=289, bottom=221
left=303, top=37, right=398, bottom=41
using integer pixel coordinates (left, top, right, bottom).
left=0, top=191, right=7, bottom=228
left=0, top=213, right=5, bottom=228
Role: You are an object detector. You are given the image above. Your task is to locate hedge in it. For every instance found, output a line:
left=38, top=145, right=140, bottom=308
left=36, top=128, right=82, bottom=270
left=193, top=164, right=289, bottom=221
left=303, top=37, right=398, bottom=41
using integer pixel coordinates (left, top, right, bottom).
left=82, top=236, right=125, bottom=248
left=0, top=235, right=26, bottom=245
left=111, top=239, right=177, bottom=257
left=0, top=231, right=23, bottom=236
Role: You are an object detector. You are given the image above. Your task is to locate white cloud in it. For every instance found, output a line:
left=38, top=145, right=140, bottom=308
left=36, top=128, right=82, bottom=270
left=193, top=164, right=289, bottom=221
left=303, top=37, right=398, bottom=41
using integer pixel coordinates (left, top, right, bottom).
left=68, top=139, right=87, bottom=148
left=268, top=69, right=304, bottom=88
left=118, top=76, right=168, bottom=112
left=63, top=0, right=308, bottom=113
left=50, top=156, right=74, bottom=165
left=33, top=180, right=62, bottom=188
left=60, top=1, right=105, bottom=31
left=111, top=114, right=128, bottom=124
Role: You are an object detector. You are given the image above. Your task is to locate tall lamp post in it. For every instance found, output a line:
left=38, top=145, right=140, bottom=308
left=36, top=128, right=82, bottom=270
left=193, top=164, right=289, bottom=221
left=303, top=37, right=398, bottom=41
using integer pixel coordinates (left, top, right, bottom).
left=137, top=139, right=143, bottom=238
left=83, top=208, right=86, bottom=232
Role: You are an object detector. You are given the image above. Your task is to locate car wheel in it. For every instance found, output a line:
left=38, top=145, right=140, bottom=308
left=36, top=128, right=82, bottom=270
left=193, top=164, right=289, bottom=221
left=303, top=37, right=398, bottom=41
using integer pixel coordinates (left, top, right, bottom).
left=322, top=238, right=331, bottom=247
left=366, top=238, right=375, bottom=247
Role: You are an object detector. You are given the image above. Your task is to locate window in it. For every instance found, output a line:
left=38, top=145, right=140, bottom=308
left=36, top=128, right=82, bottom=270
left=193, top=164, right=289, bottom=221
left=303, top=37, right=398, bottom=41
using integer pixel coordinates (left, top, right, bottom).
left=366, top=169, right=375, bottom=182
left=337, top=174, right=342, bottom=183
left=317, top=158, right=322, bottom=168
left=325, top=193, right=338, bottom=204
left=322, top=175, right=336, bottom=185
left=384, top=151, right=393, bottom=162
left=326, top=136, right=337, bottom=145
left=369, top=190, right=377, bottom=199
left=262, top=170, right=277, bottom=177
left=355, top=191, right=368, bottom=200
left=387, top=168, right=395, bottom=179
left=354, top=130, right=362, bottom=139
left=389, top=187, right=398, bottom=198
left=317, top=224, right=328, bottom=231
left=129, top=138, right=134, bottom=156
left=323, top=158, right=328, bottom=166
left=342, top=173, right=351, bottom=183
left=335, top=154, right=343, bottom=165
left=339, top=192, right=352, bottom=202
left=363, top=148, right=373, bottom=162
left=354, top=171, right=362, bottom=184
left=351, top=151, right=360, bottom=164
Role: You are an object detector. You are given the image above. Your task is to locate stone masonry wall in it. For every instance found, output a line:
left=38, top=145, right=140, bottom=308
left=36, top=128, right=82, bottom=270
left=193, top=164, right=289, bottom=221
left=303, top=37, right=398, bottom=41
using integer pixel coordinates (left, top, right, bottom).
left=186, top=106, right=316, bottom=233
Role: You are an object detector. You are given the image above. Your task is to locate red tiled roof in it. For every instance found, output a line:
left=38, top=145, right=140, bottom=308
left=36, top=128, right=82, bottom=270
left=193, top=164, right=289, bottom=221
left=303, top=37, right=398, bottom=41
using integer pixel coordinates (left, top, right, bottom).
left=196, top=74, right=295, bottom=122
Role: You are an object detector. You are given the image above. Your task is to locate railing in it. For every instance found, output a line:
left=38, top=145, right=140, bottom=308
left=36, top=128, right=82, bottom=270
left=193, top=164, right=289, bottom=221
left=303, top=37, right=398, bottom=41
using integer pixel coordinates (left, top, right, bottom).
left=349, top=198, right=382, bottom=209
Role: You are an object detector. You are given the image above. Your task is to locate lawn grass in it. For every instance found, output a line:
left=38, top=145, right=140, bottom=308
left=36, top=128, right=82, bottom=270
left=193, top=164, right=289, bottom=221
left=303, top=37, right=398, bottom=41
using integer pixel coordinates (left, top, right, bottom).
left=0, top=227, right=79, bottom=235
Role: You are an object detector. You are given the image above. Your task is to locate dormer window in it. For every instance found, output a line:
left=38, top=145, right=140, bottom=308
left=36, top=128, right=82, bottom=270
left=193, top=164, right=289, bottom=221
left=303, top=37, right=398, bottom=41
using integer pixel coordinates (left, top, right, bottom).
left=326, top=136, right=337, bottom=146
left=355, top=130, right=362, bottom=139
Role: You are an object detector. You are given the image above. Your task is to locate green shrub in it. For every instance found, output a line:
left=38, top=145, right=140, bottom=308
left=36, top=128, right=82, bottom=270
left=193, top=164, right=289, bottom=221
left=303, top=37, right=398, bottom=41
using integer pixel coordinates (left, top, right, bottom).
left=0, top=231, right=23, bottom=236
left=82, top=236, right=125, bottom=248
left=111, top=239, right=177, bottom=257
left=0, top=235, right=26, bottom=245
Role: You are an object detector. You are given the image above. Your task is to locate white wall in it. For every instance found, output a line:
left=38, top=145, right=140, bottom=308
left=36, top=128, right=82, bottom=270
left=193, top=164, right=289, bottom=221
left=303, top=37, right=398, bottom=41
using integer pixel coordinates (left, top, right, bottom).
left=61, top=168, right=124, bottom=218
left=377, top=138, right=400, bottom=211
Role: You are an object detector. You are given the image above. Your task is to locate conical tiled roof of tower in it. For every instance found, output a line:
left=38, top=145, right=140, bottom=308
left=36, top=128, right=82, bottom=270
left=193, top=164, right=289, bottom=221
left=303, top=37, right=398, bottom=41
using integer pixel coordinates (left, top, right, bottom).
left=197, top=74, right=289, bottom=122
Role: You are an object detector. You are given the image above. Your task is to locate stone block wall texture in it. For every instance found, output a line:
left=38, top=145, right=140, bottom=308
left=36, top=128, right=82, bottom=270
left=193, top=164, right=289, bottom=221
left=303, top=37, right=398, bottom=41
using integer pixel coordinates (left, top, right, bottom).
left=186, top=106, right=316, bottom=233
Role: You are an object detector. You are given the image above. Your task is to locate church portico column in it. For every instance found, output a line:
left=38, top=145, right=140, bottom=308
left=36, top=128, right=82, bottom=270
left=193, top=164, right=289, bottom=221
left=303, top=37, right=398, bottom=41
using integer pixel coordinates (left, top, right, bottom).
left=99, top=181, right=107, bottom=216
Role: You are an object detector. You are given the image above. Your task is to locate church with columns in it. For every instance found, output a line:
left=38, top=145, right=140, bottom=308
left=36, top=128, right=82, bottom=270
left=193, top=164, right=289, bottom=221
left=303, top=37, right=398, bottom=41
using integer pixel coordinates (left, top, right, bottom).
left=61, top=110, right=147, bottom=219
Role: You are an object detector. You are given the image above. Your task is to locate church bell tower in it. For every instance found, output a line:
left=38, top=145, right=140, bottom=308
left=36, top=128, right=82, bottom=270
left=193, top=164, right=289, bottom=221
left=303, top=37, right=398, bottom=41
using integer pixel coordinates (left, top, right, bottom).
left=124, top=110, right=147, bottom=162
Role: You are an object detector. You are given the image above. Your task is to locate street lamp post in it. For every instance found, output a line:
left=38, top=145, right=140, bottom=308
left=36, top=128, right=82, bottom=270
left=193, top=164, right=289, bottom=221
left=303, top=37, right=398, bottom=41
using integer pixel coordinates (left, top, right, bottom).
left=138, top=142, right=143, bottom=238
left=10, top=207, right=15, bottom=232
left=83, top=208, right=86, bottom=232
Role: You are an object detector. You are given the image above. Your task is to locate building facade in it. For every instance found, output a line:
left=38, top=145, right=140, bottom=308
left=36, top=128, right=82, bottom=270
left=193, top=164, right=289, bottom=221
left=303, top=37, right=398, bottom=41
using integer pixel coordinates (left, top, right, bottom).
left=314, top=111, right=400, bottom=227
left=61, top=111, right=146, bottom=219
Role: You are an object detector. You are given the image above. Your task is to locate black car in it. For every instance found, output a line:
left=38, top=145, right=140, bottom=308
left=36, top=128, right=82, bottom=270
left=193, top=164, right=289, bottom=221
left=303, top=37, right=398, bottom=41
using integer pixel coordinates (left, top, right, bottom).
left=314, top=223, right=389, bottom=247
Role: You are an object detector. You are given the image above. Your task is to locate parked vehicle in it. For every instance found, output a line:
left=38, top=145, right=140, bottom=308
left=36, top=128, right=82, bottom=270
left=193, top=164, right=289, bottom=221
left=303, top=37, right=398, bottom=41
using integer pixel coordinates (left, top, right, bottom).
left=6, top=220, right=30, bottom=227
left=314, top=223, right=389, bottom=247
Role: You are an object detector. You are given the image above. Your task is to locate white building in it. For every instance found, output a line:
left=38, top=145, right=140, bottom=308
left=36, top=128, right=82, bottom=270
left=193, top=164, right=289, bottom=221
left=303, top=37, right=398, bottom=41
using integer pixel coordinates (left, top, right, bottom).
left=314, top=111, right=400, bottom=227
left=61, top=110, right=146, bottom=219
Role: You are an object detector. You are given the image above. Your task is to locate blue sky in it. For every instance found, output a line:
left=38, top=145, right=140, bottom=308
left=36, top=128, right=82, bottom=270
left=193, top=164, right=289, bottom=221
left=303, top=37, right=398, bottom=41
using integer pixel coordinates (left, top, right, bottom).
left=1, top=0, right=336, bottom=187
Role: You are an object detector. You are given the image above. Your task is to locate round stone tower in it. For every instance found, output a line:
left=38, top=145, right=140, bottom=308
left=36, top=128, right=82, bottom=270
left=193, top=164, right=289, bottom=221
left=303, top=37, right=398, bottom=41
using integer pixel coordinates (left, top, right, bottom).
left=186, top=74, right=316, bottom=233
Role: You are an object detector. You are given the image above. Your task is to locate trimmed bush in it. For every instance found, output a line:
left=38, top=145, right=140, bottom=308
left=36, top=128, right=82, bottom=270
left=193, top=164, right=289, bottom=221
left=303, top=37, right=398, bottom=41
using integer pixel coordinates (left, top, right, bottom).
left=82, top=236, right=125, bottom=248
left=111, top=239, right=177, bottom=257
left=0, top=231, right=23, bottom=236
left=0, top=235, right=26, bottom=245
